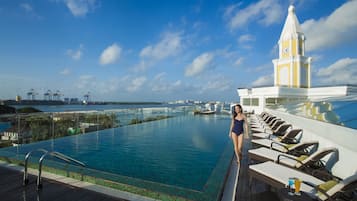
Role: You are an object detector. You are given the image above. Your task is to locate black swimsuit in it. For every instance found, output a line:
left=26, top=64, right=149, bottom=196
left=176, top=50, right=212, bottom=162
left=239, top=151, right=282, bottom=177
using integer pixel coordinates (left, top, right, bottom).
left=232, top=119, right=244, bottom=135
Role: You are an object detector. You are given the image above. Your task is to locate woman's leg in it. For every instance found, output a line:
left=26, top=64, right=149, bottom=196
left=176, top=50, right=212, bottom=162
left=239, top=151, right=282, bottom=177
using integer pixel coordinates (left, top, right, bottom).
left=237, top=134, right=243, bottom=162
left=231, top=133, right=240, bottom=163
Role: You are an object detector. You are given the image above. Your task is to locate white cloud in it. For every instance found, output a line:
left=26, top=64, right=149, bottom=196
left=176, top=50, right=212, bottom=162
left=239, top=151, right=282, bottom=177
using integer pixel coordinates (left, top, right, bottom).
left=301, top=0, right=357, bottom=51
left=152, top=80, right=183, bottom=93
left=226, top=0, right=283, bottom=30
left=234, top=57, right=244, bottom=66
left=238, top=34, right=255, bottom=43
left=193, top=21, right=204, bottom=30
left=76, top=75, right=95, bottom=89
left=154, top=72, right=166, bottom=81
left=316, top=58, right=357, bottom=85
left=98, top=78, right=121, bottom=93
left=60, top=68, right=70, bottom=75
left=64, top=0, right=97, bottom=17
left=140, top=32, right=182, bottom=60
left=224, top=3, right=241, bottom=18
left=185, top=53, right=214, bottom=77
left=19, top=3, right=42, bottom=19
left=127, top=76, right=147, bottom=92
left=151, top=73, right=184, bottom=93
left=270, top=44, right=279, bottom=56
left=252, top=74, right=274, bottom=86
left=247, top=63, right=272, bottom=73
left=20, top=3, right=33, bottom=12
left=99, top=43, right=122, bottom=65
left=132, top=60, right=152, bottom=72
left=215, top=47, right=237, bottom=59
left=203, top=79, right=232, bottom=92
left=66, top=44, right=83, bottom=60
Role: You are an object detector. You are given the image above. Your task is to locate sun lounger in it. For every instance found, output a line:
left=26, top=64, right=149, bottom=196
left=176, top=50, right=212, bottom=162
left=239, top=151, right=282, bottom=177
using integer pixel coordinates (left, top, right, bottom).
left=248, top=147, right=338, bottom=172
left=249, top=161, right=357, bottom=201
left=250, top=116, right=277, bottom=129
left=252, top=124, right=292, bottom=139
left=253, top=140, right=319, bottom=155
left=251, top=120, right=285, bottom=133
left=251, top=129, right=303, bottom=147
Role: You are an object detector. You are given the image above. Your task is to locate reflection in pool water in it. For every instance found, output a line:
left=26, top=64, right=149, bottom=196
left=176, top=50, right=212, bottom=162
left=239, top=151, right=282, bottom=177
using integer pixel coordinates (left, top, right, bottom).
left=0, top=114, right=232, bottom=200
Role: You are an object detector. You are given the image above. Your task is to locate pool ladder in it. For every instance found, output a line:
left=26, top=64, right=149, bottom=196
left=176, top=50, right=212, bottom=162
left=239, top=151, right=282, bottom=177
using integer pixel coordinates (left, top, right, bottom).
left=23, top=149, right=86, bottom=190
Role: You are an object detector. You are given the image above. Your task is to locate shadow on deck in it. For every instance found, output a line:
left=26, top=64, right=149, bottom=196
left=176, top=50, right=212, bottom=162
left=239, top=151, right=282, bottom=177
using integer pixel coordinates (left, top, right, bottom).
left=0, top=166, right=127, bottom=201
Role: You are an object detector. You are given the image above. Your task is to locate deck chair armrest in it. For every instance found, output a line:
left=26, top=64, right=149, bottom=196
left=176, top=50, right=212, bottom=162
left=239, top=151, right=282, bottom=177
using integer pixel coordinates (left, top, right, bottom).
left=301, top=181, right=332, bottom=200
left=294, top=141, right=319, bottom=151
left=288, top=149, right=309, bottom=156
left=277, top=154, right=304, bottom=166
left=270, top=141, right=288, bottom=152
left=311, top=169, right=342, bottom=182
left=280, top=137, right=299, bottom=144
left=287, top=142, right=319, bottom=156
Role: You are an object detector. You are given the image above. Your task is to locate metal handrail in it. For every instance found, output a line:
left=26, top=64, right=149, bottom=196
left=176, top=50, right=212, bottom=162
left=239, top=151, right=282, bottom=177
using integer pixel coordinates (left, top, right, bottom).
left=37, top=151, right=50, bottom=189
left=37, top=151, right=86, bottom=190
left=23, top=149, right=86, bottom=190
left=51, top=152, right=85, bottom=167
left=23, top=148, right=48, bottom=185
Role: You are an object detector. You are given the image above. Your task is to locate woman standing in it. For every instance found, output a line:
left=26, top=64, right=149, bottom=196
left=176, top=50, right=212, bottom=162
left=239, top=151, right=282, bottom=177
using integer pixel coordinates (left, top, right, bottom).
left=229, top=104, right=248, bottom=164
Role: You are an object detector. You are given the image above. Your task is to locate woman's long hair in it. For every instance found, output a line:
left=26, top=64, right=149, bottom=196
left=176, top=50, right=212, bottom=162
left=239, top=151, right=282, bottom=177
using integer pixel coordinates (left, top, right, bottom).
left=232, top=104, right=243, bottom=118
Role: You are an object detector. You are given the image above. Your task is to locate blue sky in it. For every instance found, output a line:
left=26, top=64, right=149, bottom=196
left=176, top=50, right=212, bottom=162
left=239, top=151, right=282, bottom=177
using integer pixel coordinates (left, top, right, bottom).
left=0, top=0, right=356, bottom=102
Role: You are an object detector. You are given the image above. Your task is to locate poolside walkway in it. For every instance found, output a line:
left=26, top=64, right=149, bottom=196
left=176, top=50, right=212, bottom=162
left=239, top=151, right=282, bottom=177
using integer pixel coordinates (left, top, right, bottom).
left=234, top=116, right=280, bottom=201
left=0, top=164, right=129, bottom=201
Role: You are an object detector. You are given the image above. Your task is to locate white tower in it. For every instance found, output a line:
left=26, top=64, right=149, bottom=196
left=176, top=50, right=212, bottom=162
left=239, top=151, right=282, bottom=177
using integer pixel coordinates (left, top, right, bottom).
left=272, top=5, right=312, bottom=88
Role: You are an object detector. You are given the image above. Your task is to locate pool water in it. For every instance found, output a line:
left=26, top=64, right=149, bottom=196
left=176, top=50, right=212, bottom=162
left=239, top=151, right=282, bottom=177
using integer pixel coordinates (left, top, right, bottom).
left=0, top=114, right=233, bottom=199
left=0, top=122, right=11, bottom=132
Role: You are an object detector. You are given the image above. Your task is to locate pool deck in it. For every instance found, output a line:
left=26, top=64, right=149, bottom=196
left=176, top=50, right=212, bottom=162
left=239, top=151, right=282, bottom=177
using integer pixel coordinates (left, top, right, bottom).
left=234, top=117, right=280, bottom=201
left=0, top=115, right=281, bottom=201
left=0, top=162, right=156, bottom=201
left=221, top=158, right=239, bottom=201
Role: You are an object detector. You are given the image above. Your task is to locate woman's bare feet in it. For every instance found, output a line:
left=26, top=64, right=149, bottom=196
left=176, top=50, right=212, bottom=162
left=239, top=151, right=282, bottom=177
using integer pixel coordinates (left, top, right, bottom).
left=238, top=152, right=243, bottom=162
left=235, top=155, right=240, bottom=165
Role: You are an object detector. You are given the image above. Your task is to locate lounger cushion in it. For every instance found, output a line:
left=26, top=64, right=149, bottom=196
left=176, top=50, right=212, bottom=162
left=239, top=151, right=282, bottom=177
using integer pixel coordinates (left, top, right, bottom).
left=317, top=180, right=338, bottom=195
left=249, top=147, right=306, bottom=167
left=249, top=161, right=324, bottom=194
left=251, top=127, right=272, bottom=133
left=296, top=155, right=308, bottom=162
left=325, top=173, right=357, bottom=200
left=252, top=132, right=271, bottom=139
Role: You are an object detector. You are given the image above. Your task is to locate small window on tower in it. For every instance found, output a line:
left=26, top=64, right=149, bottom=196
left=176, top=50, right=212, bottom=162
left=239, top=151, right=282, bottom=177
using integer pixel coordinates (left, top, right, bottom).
left=298, top=41, right=303, bottom=55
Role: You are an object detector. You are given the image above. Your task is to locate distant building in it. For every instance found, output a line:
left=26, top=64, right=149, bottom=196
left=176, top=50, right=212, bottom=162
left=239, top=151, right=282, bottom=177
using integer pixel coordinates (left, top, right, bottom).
left=237, top=5, right=356, bottom=114
left=70, top=98, right=80, bottom=104
left=64, top=98, right=70, bottom=104
left=1, top=126, right=32, bottom=144
left=15, top=95, right=22, bottom=102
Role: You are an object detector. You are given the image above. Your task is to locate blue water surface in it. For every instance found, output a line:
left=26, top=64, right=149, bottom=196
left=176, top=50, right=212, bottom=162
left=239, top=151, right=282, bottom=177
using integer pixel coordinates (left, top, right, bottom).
left=1, top=114, right=231, bottom=191
left=0, top=122, right=11, bottom=132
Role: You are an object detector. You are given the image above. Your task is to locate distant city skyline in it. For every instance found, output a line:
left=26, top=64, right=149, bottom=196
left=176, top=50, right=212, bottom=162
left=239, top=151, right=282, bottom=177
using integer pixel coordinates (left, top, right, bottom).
left=0, top=0, right=356, bottom=102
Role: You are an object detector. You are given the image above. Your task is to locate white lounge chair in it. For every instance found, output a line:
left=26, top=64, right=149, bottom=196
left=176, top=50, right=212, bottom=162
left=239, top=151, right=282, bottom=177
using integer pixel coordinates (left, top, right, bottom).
left=248, top=147, right=338, bottom=171
left=253, top=140, right=319, bottom=154
left=251, top=129, right=303, bottom=148
left=251, top=120, right=285, bottom=134
left=250, top=115, right=277, bottom=129
left=249, top=161, right=357, bottom=201
left=252, top=124, right=292, bottom=139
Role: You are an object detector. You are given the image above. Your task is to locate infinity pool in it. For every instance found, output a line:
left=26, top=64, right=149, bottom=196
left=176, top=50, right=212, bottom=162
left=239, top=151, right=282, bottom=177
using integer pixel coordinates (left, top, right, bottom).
left=0, top=114, right=233, bottom=200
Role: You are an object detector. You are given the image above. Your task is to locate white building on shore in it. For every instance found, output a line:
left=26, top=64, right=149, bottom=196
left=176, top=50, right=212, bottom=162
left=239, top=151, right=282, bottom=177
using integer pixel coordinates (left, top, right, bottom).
left=237, top=5, right=357, bottom=114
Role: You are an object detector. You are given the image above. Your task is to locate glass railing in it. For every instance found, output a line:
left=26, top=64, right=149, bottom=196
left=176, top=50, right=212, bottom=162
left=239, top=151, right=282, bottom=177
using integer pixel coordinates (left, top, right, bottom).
left=0, top=108, right=233, bottom=201
left=0, top=106, right=197, bottom=147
